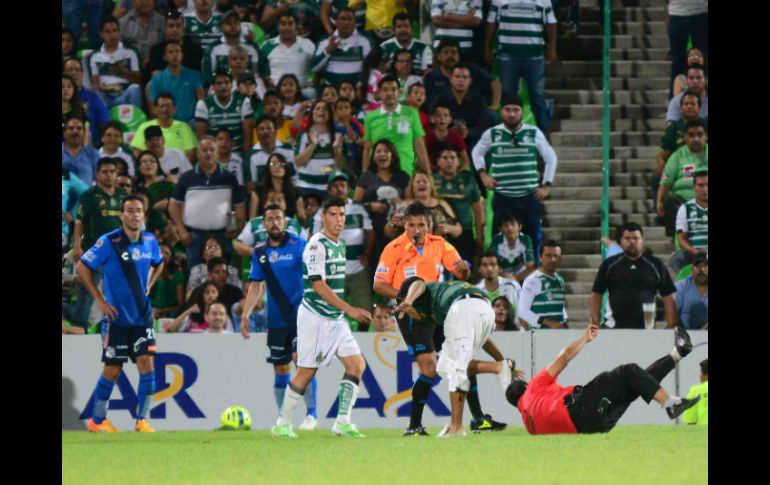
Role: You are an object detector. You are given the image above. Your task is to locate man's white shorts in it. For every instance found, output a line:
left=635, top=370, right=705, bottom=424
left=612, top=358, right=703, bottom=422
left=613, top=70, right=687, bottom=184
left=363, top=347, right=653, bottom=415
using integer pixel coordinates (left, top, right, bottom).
left=437, top=297, right=495, bottom=392
left=296, top=304, right=361, bottom=368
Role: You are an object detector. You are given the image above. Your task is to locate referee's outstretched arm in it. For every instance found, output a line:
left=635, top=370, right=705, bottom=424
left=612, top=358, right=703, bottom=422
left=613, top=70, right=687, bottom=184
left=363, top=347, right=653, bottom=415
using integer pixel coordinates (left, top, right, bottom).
left=545, top=325, right=599, bottom=378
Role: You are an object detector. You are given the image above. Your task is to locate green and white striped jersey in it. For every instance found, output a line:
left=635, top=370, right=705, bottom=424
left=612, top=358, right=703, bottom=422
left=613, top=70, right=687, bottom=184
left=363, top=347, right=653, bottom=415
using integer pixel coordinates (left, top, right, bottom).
left=194, top=93, right=253, bottom=153
left=431, top=0, right=483, bottom=53
left=487, top=0, right=557, bottom=57
left=246, top=142, right=297, bottom=184
left=379, top=37, right=433, bottom=75
left=675, top=199, right=708, bottom=249
left=310, top=30, right=371, bottom=87
left=312, top=198, right=372, bottom=274
left=471, top=122, right=557, bottom=198
left=488, top=233, right=534, bottom=275
left=294, top=131, right=341, bottom=193
left=302, top=231, right=347, bottom=319
left=89, top=42, right=140, bottom=88
left=237, top=216, right=304, bottom=247
left=324, top=0, right=366, bottom=30
left=184, top=12, right=224, bottom=51
left=202, top=39, right=259, bottom=84
left=516, top=270, right=567, bottom=328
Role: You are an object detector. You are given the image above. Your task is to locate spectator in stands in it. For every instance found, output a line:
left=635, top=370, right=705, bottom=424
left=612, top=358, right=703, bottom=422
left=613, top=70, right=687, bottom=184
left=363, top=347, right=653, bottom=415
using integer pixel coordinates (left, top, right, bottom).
left=516, top=240, right=567, bottom=330
left=135, top=150, right=175, bottom=210
left=353, top=139, right=410, bottom=277
left=133, top=187, right=167, bottom=236
left=62, top=168, right=89, bottom=252
left=431, top=0, right=483, bottom=58
left=183, top=0, right=224, bottom=51
left=237, top=72, right=265, bottom=112
left=62, top=117, right=100, bottom=184
left=99, top=122, right=137, bottom=176
left=261, top=0, right=322, bottom=41
left=201, top=256, right=245, bottom=309
left=321, top=0, right=367, bottom=36
left=235, top=190, right=305, bottom=258
left=389, top=49, right=422, bottom=99
left=430, top=63, right=495, bottom=150
left=169, top=135, right=246, bottom=268
left=187, top=235, right=244, bottom=295
left=195, top=67, right=254, bottom=154
left=485, top=0, right=557, bottom=132
left=63, top=0, right=105, bottom=50
left=406, top=83, right=430, bottom=133
left=119, top=0, right=165, bottom=67
left=424, top=104, right=469, bottom=172
left=205, top=302, right=233, bottom=333
left=371, top=303, right=398, bottom=332
left=433, top=146, right=483, bottom=264
left=150, top=242, right=185, bottom=319
left=261, top=90, right=296, bottom=144
left=671, top=171, right=708, bottom=273
left=362, top=0, right=406, bottom=43
left=143, top=125, right=193, bottom=182
left=64, top=59, right=113, bottom=148
left=259, top=11, right=317, bottom=98
left=62, top=27, right=78, bottom=66
left=424, top=40, right=501, bottom=112
left=360, top=45, right=390, bottom=111
left=311, top=8, right=372, bottom=88
left=363, top=75, right=430, bottom=176
left=337, top=81, right=361, bottom=116
left=246, top=115, right=297, bottom=192
left=589, top=222, right=678, bottom=330
left=666, top=65, right=707, bottom=124
left=476, top=252, right=522, bottom=311
left=682, top=359, right=708, bottom=425
left=164, top=281, right=219, bottom=333
left=253, top=153, right=305, bottom=221
left=276, top=73, right=305, bottom=123
left=202, top=11, right=259, bottom=86
left=90, top=17, right=143, bottom=109
left=488, top=212, right=536, bottom=283
left=231, top=281, right=268, bottom=333
left=674, top=252, right=708, bottom=330
left=148, top=41, right=205, bottom=123
left=672, top=47, right=705, bottom=97
left=334, top=97, right=365, bottom=178
left=667, top=0, right=707, bottom=97
left=148, top=10, right=204, bottom=78
left=492, top=296, right=519, bottom=331
left=387, top=171, right=461, bottom=241
left=656, top=120, right=708, bottom=237
left=294, top=100, right=346, bottom=200
left=214, top=128, right=245, bottom=185
left=379, top=12, right=432, bottom=75
left=131, top=93, right=198, bottom=162
left=62, top=75, right=90, bottom=144
left=472, top=95, right=558, bottom=264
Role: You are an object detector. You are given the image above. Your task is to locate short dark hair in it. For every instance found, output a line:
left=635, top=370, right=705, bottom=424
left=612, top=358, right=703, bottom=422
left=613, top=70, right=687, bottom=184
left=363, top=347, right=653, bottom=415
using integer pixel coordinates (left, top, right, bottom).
left=506, top=381, right=528, bottom=407
left=436, top=39, right=460, bottom=53
left=396, top=276, right=425, bottom=302
left=497, top=211, right=522, bottom=228
left=207, top=256, right=228, bottom=273
left=214, top=127, right=233, bottom=139
left=155, top=91, right=176, bottom=105
left=539, top=239, right=561, bottom=256
left=263, top=202, right=284, bottom=215
left=262, top=89, right=281, bottom=102
left=378, top=73, right=399, bottom=90
left=431, top=103, right=451, bottom=115
left=680, top=90, right=701, bottom=107
left=392, top=12, right=412, bottom=27
left=407, top=82, right=425, bottom=96
left=700, top=359, right=708, bottom=375
left=436, top=144, right=460, bottom=158
left=451, top=63, right=472, bottom=76
left=692, top=170, right=708, bottom=184
left=619, top=222, right=644, bottom=237
left=685, top=118, right=706, bottom=132
left=101, top=121, right=124, bottom=137
left=322, top=196, right=346, bottom=213
left=480, top=251, right=500, bottom=266
left=96, top=157, right=118, bottom=171
left=100, top=16, right=119, bottom=31
left=404, top=201, right=429, bottom=219
left=255, top=115, right=277, bottom=128
left=120, top=194, right=145, bottom=211
left=277, top=11, right=296, bottom=23
left=335, top=7, right=355, bottom=19
left=686, top=63, right=706, bottom=76
left=166, top=9, right=183, bottom=21
left=164, top=39, right=182, bottom=51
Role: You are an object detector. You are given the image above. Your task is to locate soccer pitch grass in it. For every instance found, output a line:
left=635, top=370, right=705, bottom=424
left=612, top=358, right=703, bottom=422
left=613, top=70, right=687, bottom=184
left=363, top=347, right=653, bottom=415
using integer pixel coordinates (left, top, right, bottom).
left=63, top=425, right=707, bottom=484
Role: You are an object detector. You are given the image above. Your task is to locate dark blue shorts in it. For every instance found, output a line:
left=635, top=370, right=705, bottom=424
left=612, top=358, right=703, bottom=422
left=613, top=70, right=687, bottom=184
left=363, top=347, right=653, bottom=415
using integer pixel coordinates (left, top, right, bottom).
left=101, top=321, right=156, bottom=364
left=265, top=326, right=297, bottom=365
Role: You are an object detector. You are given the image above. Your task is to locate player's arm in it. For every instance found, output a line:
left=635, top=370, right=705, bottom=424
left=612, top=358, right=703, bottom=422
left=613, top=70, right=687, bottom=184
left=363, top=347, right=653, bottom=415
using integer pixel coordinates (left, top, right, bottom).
left=442, top=242, right=470, bottom=280
left=546, top=324, right=598, bottom=378
left=146, top=261, right=165, bottom=295
left=240, top=280, right=265, bottom=339
left=481, top=338, right=504, bottom=362
left=392, top=278, right=427, bottom=318
left=311, top=277, right=371, bottom=322
left=75, top=260, right=118, bottom=321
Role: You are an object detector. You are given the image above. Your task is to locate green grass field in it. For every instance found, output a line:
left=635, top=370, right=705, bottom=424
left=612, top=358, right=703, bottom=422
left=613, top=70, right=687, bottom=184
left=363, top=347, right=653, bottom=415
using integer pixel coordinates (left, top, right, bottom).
left=62, top=425, right=707, bottom=484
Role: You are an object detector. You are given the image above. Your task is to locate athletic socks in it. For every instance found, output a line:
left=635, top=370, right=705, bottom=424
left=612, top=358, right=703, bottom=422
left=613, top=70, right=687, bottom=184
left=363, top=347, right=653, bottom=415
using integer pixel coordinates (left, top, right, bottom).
left=466, top=376, right=483, bottom=420
left=92, top=375, right=116, bottom=424
left=304, top=376, right=318, bottom=419
left=273, top=373, right=291, bottom=411
left=663, top=396, right=682, bottom=409
left=136, top=371, right=156, bottom=421
left=336, top=374, right=360, bottom=425
left=276, top=382, right=304, bottom=426
left=409, top=374, right=434, bottom=429
left=670, top=349, right=683, bottom=363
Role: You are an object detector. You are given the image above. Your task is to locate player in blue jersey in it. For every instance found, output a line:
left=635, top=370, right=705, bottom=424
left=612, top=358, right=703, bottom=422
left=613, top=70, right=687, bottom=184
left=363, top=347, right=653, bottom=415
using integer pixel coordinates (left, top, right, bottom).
left=240, top=203, right=319, bottom=430
left=76, top=195, right=164, bottom=433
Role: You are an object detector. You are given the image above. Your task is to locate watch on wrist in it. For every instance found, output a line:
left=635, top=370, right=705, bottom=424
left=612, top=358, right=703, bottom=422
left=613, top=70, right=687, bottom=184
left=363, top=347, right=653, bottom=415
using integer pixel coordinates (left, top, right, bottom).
left=542, top=182, right=552, bottom=187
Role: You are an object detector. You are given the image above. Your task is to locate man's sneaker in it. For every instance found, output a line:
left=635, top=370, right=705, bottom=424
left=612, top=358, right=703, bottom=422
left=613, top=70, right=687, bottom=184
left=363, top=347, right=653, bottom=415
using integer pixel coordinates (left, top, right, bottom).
left=271, top=423, right=297, bottom=438
left=470, top=414, right=507, bottom=433
left=497, top=358, right=514, bottom=391
left=88, top=418, right=118, bottom=433
left=674, top=325, right=693, bottom=358
left=667, top=395, right=701, bottom=419
left=298, top=416, right=318, bottom=431
left=331, top=422, right=365, bottom=437
left=437, top=423, right=466, bottom=438
left=134, top=419, right=155, bottom=432
left=403, top=425, right=429, bottom=437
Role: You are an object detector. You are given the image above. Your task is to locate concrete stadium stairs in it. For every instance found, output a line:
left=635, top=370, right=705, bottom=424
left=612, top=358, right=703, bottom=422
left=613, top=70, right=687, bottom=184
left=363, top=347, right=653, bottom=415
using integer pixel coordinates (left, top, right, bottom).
left=542, top=0, right=671, bottom=328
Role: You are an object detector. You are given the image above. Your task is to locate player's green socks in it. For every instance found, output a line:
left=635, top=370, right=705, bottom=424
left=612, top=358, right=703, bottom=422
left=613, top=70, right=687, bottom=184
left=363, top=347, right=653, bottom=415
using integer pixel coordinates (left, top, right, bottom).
left=336, top=374, right=360, bottom=425
left=277, top=382, right=304, bottom=426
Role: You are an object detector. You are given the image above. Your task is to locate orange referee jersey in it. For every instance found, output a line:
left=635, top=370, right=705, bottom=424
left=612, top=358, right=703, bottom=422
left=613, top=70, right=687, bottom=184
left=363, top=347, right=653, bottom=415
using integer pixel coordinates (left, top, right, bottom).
left=374, top=232, right=462, bottom=289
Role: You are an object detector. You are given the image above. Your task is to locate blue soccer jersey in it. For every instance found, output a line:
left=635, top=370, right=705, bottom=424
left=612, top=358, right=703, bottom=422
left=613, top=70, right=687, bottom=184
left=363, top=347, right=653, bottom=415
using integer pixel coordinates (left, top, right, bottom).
left=248, top=233, right=306, bottom=329
left=81, top=228, right=163, bottom=326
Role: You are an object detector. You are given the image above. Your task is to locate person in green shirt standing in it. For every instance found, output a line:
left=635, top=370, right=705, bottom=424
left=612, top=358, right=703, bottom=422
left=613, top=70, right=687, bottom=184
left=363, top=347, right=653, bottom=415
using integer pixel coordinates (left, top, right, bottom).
left=362, top=74, right=430, bottom=176
left=683, top=359, right=708, bottom=425
left=394, top=277, right=521, bottom=437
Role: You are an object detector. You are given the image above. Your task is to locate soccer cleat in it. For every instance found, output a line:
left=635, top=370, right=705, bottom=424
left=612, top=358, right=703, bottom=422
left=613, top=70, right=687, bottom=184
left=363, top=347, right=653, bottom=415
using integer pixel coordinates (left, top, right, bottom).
left=674, top=326, right=693, bottom=358
left=470, top=414, right=507, bottom=433
left=134, top=419, right=155, bottom=432
left=403, top=426, right=429, bottom=437
left=497, top=358, right=515, bottom=391
left=331, top=422, right=365, bottom=437
left=298, top=416, right=318, bottom=431
left=271, top=423, right=298, bottom=438
left=437, top=424, right=466, bottom=438
left=667, top=395, right=701, bottom=420
left=88, top=418, right=119, bottom=433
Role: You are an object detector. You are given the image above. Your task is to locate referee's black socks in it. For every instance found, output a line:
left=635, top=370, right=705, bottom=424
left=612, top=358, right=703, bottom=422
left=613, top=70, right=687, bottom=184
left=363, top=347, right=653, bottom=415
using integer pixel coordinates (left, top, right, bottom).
left=409, top=374, right=434, bottom=428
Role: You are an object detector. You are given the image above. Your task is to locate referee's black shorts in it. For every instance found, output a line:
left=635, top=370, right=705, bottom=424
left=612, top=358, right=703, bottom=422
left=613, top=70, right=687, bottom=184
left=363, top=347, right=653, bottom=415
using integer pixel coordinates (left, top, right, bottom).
left=396, top=314, right=445, bottom=357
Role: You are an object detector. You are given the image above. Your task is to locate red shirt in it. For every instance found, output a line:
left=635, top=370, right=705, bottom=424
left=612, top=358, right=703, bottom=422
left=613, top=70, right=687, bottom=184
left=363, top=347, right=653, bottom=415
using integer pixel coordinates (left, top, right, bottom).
left=424, top=128, right=467, bottom=172
left=517, top=368, right=578, bottom=435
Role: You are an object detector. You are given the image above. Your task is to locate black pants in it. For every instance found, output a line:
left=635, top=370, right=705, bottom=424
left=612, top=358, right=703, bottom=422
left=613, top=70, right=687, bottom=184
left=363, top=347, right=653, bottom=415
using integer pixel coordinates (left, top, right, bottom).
left=567, top=355, right=675, bottom=434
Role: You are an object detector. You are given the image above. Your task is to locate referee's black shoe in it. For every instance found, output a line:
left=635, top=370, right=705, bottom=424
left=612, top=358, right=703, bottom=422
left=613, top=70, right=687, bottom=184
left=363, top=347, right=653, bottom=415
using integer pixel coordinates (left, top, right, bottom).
left=666, top=395, right=701, bottom=419
left=470, top=414, right=507, bottom=432
left=674, top=325, right=693, bottom=358
left=403, top=426, right=429, bottom=436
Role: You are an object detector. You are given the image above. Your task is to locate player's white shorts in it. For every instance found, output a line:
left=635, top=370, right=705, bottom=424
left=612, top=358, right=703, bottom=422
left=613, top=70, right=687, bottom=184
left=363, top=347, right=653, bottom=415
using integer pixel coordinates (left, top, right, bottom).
left=437, top=296, right=495, bottom=392
left=297, top=303, right=361, bottom=368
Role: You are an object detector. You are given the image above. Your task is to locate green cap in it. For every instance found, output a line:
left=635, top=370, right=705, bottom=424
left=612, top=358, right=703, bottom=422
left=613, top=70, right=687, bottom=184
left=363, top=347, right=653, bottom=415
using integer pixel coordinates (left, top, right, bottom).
left=327, top=170, right=349, bottom=184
